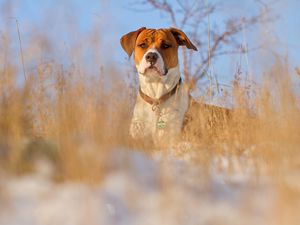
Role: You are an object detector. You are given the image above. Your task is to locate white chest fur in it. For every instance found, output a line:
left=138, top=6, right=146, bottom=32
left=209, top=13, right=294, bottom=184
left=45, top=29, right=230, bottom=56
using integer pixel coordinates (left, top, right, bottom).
left=130, top=67, right=189, bottom=144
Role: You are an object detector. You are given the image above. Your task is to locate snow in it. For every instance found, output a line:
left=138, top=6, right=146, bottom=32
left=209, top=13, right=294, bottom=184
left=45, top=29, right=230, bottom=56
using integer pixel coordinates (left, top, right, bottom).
left=0, top=147, right=297, bottom=225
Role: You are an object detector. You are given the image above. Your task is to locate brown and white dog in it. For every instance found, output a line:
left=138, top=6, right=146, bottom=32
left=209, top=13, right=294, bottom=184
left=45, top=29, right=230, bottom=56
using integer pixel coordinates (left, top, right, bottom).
left=120, top=27, right=198, bottom=144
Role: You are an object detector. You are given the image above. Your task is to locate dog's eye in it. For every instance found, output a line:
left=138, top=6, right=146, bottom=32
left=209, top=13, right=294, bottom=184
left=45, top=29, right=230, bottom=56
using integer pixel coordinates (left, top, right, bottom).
left=138, top=43, right=147, bottom=49
left=162, top=43, right=171, bottom=49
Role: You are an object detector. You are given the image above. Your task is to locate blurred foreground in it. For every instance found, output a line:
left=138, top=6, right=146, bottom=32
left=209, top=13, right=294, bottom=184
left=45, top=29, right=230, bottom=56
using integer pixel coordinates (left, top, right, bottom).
left=1, top=146, right=299, bottom=225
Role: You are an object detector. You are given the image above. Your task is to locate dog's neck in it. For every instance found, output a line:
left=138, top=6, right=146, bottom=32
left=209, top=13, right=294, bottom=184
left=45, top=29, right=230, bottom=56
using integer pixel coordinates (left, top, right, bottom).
left=138, top=66, right=181, bottom=99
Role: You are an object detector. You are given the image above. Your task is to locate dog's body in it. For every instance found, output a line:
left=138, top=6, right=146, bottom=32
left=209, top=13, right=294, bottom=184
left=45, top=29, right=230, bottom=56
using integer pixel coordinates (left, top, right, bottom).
left=120, top=27, right=230, bottom=144
left=120, top=27, right=196, bottom=143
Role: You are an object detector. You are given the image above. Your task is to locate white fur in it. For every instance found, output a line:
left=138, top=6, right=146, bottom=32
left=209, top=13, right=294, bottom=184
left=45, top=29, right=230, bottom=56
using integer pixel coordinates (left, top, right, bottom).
left=130, top=64, right=189, bottom=144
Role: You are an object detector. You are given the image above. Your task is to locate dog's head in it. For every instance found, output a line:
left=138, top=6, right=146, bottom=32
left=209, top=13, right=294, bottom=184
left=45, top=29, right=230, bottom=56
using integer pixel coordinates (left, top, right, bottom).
left=120, top=27, right=197, bottom=79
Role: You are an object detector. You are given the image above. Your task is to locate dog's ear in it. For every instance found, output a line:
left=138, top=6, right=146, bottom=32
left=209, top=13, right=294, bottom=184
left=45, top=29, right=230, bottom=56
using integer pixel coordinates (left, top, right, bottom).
left=169, top=27, right=197, bottom=51
left=120, top=27, right=146, bottom=57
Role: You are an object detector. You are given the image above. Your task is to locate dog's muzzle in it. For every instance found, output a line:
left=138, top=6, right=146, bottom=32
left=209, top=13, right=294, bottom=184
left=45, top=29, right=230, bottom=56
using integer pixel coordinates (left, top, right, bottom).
left=138, top=49, right=167, bottom=76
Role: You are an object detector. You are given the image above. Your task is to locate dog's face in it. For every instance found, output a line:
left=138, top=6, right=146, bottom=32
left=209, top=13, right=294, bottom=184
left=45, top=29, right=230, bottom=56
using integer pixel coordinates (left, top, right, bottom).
left=120, top=27, right=197, bottom=78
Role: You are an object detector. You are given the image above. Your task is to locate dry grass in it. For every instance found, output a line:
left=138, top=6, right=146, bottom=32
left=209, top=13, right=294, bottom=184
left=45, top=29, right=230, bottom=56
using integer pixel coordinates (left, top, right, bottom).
left=0, top=61, right=135, bottom=181
left=0, top=50, right=299, bottom=181
left=0, top=2, right=298, bottom=183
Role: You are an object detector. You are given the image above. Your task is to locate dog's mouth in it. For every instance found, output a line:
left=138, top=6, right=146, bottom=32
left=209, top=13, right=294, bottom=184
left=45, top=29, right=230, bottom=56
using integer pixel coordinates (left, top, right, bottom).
left=142, top=66, right=168, bottom=76
left=146, top=65, right=160, bottom=73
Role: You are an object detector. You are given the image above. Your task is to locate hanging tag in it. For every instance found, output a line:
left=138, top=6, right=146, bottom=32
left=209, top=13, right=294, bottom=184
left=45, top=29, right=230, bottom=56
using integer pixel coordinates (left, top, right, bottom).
left=157, top=118, right=166, bottom=129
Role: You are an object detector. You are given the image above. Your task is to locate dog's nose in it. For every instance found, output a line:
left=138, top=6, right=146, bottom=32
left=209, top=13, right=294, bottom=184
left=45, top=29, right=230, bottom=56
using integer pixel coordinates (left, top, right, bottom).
left=145, top=52, right=158, bottom=64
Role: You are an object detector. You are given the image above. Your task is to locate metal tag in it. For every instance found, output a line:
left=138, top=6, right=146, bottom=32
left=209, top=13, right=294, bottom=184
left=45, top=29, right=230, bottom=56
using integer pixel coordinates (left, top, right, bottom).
left=157, top=119, right=166, bottom=129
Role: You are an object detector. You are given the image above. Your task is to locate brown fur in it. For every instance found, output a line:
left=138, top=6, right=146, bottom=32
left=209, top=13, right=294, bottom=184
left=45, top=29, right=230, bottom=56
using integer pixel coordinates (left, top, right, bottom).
left=182, top=98, right=232, bottom=141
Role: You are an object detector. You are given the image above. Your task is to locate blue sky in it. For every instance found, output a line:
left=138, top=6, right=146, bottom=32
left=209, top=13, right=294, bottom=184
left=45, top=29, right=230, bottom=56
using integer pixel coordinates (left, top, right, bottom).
left=0, top=0, right=299, bottom=88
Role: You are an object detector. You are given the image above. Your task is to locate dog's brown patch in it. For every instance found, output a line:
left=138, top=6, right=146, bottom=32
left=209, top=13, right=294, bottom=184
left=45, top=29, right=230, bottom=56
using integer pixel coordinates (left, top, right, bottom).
left=182, top=99, right=233, bottom=142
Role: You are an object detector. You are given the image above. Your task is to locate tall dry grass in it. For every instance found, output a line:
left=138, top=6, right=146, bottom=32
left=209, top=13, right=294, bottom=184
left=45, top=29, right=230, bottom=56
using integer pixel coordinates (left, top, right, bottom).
left=0, top=49, right=299, bottom=179
left=0, top=59, right=135, bottom=181
left=0, top=2, right=297, bottom=181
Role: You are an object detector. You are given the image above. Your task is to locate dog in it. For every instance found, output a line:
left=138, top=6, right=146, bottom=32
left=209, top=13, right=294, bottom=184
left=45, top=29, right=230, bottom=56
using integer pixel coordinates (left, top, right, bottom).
left=120, top=27, right=231, bottom=144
